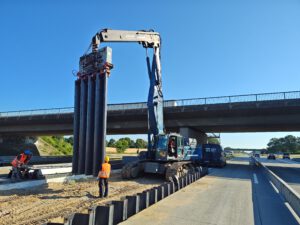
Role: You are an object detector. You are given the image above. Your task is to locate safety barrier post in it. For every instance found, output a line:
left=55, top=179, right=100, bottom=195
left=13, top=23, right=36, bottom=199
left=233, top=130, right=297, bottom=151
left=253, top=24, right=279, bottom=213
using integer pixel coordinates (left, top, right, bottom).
left=89, top=204, right=114, bottom=225
left=163, top=183, right=170, bottom=197
left=184, top=176, right=188, bottom=186
left=156, top=185, right=164, bottom=201
left=169, top=182, right=175, bottom=194
left=124, top=195, right=140, bottom=218
left=65, top=213, right=89, bottom=225
left=111, top=199, right=128, bottom=224
left=44, top=223, right=63, bottom=225
left=149, top=188, right=158, bottom=205
left=172, top=176, right=180, bottom=191
left=188, top=174, right=192, bottom=184
left=138, top=191, right=149, bottom=211
left=181, top=176, right=185, bottom=187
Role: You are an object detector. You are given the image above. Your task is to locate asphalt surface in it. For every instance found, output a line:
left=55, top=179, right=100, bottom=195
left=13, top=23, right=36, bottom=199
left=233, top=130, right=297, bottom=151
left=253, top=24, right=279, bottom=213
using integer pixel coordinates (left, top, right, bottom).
left=257, top=157, right=300, bottom=195
left=122, top=158, right=299, bottom=225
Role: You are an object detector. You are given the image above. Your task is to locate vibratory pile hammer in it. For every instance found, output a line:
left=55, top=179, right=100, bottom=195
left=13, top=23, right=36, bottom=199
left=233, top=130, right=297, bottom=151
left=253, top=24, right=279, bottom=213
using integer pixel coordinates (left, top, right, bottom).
left=76, top=29, right=212, bottom=180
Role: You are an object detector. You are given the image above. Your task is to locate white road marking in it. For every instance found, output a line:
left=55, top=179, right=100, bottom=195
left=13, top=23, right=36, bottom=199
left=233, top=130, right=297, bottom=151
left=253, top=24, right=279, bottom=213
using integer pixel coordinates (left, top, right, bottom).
left=269, top=181, right=279, bottom=194
left=253, top=173, right=259, bottom=184
left=285, top=202, right=300, bottom=224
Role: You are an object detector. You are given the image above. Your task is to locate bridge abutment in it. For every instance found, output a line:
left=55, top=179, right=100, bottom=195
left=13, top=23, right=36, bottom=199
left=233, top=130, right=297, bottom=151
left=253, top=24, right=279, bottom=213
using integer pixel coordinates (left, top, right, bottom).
left=179, top=127, right=207, bottom=144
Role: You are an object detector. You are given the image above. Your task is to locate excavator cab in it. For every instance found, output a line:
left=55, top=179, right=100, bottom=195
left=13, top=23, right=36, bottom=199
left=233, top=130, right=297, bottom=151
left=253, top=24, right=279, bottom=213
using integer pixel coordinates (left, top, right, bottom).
left=155, top=134, right=185, bottom=161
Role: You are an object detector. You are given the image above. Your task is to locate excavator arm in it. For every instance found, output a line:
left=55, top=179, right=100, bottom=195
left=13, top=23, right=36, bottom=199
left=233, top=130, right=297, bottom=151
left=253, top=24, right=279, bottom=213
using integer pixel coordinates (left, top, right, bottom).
left=91, top=29, right=161, bottom=51
left=91, top=29, right=164, bottom=159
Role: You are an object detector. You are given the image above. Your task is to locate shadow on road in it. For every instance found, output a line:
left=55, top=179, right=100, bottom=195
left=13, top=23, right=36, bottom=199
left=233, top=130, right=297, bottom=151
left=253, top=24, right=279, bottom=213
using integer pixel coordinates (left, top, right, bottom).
left=267, top=166, right=300, bottom=185
left=206, top=159, right=299, bottom=225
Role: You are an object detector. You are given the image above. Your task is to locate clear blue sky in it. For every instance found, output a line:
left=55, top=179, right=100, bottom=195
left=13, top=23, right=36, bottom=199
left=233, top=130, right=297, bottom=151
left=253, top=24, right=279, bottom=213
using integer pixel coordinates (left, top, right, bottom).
left=1, top=0, right=300, bottom=148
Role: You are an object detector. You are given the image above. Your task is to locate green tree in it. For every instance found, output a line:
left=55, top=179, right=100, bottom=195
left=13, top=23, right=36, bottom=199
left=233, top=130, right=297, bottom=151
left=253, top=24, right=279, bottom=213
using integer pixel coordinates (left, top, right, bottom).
left=115, top=139, right=129, bottom=153
left=129, top=140, right=135, bottom=148
left=135, top=139, right=147, bottom=149
left=107, top=138, right=116, bottom=147
left=267, top=135, right=300, bottom=153
left=64, top=136, right=74, bottom=146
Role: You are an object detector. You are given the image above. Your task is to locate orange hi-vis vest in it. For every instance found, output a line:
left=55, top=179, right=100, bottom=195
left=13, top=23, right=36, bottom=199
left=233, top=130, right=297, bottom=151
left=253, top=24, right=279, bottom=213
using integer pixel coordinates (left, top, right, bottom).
left=11, top=153, right=27, bottom=167
left=98, top=163, right=111, bottom=178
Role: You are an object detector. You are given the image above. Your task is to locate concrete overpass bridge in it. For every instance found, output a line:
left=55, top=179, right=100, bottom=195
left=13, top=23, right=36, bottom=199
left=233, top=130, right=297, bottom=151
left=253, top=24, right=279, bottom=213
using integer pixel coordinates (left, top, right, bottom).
left=1, top=91, right=300, bottom=139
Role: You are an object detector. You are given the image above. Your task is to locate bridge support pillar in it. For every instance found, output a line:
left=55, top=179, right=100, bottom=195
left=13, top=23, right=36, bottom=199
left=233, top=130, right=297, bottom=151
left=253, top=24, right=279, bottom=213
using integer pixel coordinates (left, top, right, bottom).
left=179, top=127, right=207, bottom=144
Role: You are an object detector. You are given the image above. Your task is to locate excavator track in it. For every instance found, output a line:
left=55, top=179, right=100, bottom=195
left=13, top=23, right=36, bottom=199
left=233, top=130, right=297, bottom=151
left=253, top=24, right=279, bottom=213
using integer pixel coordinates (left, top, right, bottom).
left=121, top=161, right=141, bottom=179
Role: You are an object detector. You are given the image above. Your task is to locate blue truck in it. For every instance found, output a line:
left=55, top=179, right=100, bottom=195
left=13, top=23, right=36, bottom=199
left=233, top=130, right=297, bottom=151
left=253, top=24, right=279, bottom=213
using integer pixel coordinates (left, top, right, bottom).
left=191, top=144, right=227, bottom=167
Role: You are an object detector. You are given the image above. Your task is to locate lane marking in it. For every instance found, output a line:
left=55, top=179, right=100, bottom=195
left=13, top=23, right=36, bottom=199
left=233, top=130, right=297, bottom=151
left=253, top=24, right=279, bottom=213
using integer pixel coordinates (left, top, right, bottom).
left=253, top=173, right=259, bottom=184
left=285, top=202, right=300, bottom=224
left=269, top=181, right=279, bottom=194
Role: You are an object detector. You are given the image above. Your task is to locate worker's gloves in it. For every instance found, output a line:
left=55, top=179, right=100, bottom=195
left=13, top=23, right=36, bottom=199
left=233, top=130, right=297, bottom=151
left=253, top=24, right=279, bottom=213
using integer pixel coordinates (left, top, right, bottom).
left=96, top=177, right=99, bottom=181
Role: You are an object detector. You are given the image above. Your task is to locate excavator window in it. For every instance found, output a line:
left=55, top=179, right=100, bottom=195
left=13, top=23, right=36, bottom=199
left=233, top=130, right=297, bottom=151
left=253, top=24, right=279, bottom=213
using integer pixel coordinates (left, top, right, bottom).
left=168, top=136, right=177, bottom=157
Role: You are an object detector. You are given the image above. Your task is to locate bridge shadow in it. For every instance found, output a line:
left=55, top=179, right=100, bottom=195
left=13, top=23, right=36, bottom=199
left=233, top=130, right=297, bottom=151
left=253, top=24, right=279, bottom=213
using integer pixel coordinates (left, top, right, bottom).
left=207, top=160, right=299, bottom=225
left=207, top=162, right=253, bottom=180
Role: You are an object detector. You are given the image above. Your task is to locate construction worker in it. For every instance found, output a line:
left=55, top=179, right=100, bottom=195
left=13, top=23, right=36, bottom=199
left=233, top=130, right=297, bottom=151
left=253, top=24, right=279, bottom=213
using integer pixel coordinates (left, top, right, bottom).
left=10, top=150, right=32, bottom=180
left=97, top=156, right=111, bottom=198
left=168, top=138, right=176, bottom=156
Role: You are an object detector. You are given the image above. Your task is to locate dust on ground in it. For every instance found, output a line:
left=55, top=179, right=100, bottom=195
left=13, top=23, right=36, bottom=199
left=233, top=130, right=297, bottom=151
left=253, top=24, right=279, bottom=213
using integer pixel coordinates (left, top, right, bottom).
left=0, top=173, right=163, bottom=225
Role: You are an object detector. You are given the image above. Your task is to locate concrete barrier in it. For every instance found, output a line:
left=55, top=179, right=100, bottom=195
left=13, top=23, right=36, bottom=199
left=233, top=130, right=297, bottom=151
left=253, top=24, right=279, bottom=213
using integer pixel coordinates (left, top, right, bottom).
left=138, top=191, right=149, bottom=211
left=156, top=185, right=164, bottom=201
left=124, top=195, right=140, bottom=218
left=65, top=213, right=89, bottom=225
left=184, top=176, right=188, bottom=186
left=254, top=157, right=300, bottom=218
left=44, top=223, right=63, bottom=225
left=111, top=200, right=128, bottom=224
left=149, top=188, right=158, bottom=205
left=89, top=204, right=114, bottom=225
left=187, top=174, right=191, bottom=184
left=163, top=183, right=170, bottom=197
left=169, top=181, right=175, bottom=194
left=203, top=166, right=209, bottom=176
left=178, top=177, right=183, bottom=189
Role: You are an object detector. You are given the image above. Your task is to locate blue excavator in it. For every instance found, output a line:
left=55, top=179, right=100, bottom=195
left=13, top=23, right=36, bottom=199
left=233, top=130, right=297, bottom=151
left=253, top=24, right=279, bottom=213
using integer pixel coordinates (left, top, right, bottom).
left=90, top=29, right=209, bottom=180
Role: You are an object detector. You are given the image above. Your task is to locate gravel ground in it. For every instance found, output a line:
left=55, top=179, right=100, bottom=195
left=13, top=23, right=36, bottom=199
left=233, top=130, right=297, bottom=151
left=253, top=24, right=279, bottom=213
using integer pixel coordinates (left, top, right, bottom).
left=0, top=173, right=163, bottom=225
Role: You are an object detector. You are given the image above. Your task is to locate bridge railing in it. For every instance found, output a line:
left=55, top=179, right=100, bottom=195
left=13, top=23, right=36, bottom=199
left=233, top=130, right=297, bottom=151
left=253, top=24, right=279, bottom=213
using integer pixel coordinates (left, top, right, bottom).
left=0, top=107, right=74, bottom=118
left=1, top=91, right=299, bottom=118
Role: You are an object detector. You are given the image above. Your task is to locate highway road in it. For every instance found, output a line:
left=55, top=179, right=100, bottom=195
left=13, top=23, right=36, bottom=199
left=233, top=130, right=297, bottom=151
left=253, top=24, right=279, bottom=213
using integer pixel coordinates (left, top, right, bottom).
left=257, top=157, right=300, bottom=195
left=122, top=158, right=299, bottom=225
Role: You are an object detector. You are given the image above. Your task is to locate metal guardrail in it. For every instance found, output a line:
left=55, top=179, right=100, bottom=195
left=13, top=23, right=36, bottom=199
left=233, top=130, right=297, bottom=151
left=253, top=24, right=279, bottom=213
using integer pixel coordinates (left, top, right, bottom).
left=1, top=91, right=300, bottom=118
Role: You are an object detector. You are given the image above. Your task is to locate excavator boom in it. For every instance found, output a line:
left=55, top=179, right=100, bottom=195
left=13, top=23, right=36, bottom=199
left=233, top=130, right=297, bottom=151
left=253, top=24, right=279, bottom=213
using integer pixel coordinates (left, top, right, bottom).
left=92, top=29, right=160, bottom=51
left=90, top=29, right=164, bottom=158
